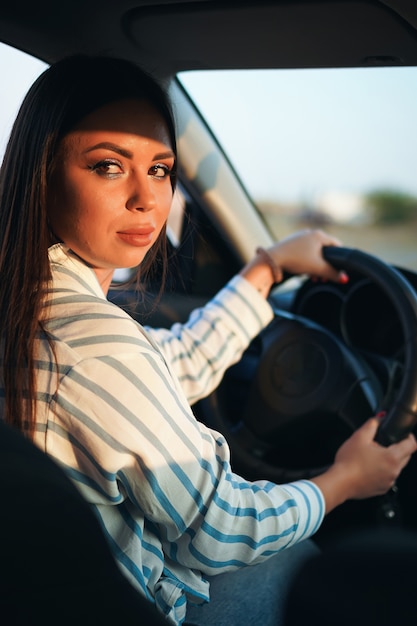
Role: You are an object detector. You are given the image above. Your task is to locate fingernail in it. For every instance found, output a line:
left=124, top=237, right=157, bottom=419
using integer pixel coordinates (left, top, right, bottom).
left=376, top=411, right=386, bottom=419
left=339, top=272, right=349, bottom=284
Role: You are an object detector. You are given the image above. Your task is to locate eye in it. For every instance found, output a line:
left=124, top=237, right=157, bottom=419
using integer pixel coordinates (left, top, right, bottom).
left=90, top=159, right=123, bottom=178
left=149, top=163, right=173, bottom=179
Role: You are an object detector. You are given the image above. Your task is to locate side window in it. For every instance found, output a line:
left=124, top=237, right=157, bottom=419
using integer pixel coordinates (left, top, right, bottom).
left=0, top=43, right=47, bottom=161
left=167, top=187, right=186, bottom=246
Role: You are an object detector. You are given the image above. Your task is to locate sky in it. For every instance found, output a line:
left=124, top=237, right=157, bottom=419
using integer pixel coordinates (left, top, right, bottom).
left=0, top=44, right=47, bottom=155
left=180, top=67, right=417, bottom=204
left=2, top=42, right=417, bottom=205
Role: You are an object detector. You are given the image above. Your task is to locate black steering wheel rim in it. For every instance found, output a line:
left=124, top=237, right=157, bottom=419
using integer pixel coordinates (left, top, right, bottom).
left=197, top=247, right=417, bottom=484
left=322, top=246, right=417, bottom=447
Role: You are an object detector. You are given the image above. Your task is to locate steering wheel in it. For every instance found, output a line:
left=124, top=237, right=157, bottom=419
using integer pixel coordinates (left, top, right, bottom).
left=196, top=247, right=417, bottom=483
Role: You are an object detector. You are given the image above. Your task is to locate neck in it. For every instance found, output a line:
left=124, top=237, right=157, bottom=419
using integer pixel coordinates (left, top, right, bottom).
left=93, top=268, right=115, bottom=295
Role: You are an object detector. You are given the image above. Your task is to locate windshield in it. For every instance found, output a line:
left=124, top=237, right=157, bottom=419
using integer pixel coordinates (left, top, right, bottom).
left=179, top=67, right=417, bottom=270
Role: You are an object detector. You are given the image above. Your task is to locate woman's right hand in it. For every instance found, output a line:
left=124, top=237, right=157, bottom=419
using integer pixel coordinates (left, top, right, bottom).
left=265, top=228, right=346, bottom=283
left=311, top=417, right=417, bottom=514
left=240, top=228, right=347, bottom=298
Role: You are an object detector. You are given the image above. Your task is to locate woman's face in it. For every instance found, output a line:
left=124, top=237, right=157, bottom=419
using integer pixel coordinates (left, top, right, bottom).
left=47, top=98, right=175, bottom=292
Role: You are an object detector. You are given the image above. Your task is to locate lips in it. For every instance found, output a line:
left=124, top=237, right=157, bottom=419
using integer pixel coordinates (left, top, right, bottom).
left=117, top=226, right=155, bottom=247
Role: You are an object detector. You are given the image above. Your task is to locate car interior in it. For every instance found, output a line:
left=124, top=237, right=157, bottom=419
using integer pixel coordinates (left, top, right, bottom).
left=1, top=0, right=417, bottom=622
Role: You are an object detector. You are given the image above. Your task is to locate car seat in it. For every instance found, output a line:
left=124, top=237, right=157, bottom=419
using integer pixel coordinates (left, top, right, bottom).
left=0, top=419, right=170, bottom=625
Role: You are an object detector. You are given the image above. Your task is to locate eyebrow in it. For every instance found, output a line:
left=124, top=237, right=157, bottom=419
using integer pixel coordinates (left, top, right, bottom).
left=84, top=142, right=175, bottom=161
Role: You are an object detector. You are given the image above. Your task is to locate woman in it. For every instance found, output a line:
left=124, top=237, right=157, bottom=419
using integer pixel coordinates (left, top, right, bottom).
left=0, top=55, right=415, bottom=625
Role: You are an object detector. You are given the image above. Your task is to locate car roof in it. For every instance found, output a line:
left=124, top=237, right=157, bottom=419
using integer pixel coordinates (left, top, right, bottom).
left=1, top=0, right=417, bottom=79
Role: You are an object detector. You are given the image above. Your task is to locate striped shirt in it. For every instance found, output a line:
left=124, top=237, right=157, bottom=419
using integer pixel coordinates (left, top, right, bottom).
left=32, top=244, right=325, bottom=624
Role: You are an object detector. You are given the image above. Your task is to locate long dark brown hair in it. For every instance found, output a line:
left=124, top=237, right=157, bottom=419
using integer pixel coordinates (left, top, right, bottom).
left=0, top=54, right=177, bottom=437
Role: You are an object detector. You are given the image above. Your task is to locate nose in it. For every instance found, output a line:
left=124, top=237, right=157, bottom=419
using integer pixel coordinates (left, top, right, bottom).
left=125, top=175, right=156, bottom=212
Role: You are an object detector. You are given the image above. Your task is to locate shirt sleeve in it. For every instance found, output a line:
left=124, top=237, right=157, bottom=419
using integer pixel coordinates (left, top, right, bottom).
left=146, top=275, right=274, bottom=404
left=50, top=334, right=325, bottom=577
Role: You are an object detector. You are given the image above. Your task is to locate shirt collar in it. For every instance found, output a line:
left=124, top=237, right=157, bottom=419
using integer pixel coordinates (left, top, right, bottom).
left=48, top=243, right=107, bottom=299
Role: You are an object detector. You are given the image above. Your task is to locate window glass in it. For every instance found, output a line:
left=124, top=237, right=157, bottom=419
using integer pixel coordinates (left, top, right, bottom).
left=0, top=43, right=48, bottom=160
left=179, top=67, right=417, bottom=270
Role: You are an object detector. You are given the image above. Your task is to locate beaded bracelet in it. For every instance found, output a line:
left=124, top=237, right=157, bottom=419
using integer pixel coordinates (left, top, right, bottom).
left=255, top=246, right=283, bottom=284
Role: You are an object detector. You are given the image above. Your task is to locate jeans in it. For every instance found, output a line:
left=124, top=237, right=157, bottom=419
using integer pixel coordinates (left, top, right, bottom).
left=185, top=539, right=320, bottom=626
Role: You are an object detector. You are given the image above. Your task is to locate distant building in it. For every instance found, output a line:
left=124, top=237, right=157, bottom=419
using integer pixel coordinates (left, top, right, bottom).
left=312, top=190, right=369, bottom=224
